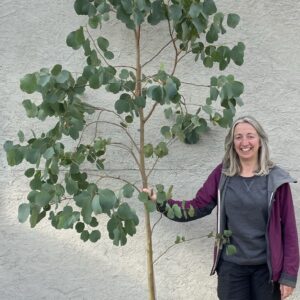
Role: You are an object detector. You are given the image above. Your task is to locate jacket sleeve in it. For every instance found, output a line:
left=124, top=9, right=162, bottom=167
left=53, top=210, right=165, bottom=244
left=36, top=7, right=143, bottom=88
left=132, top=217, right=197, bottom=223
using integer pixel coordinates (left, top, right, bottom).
left=157, top=164, right=222, bottom=222
left=278, top=183, right=299, bottom=287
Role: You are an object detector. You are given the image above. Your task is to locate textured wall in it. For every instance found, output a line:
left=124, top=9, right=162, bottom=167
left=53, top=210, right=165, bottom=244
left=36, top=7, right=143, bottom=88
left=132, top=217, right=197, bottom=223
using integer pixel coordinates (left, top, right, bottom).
left=1, top=0, right=300, bottom=299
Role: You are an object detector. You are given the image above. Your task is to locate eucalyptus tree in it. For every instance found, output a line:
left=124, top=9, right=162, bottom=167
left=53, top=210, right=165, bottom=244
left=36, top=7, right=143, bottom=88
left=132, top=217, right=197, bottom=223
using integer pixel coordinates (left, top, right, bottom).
left=5, top=0, right=245, bottom=299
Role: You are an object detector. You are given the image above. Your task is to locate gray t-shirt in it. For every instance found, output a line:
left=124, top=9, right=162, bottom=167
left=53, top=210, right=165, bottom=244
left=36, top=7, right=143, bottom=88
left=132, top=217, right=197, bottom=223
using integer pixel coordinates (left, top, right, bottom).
left=221, top=174, right=268, bottom=265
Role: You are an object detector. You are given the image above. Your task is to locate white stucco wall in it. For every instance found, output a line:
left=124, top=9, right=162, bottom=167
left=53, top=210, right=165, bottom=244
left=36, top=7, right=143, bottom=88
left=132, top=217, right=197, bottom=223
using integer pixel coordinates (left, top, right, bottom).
left=1, top=1, right=300, bottom=299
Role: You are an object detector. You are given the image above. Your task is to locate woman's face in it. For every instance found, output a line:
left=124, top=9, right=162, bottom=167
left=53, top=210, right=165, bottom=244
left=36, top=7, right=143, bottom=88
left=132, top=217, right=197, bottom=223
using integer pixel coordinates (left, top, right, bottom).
left=233, top=122, right=260, bottom=162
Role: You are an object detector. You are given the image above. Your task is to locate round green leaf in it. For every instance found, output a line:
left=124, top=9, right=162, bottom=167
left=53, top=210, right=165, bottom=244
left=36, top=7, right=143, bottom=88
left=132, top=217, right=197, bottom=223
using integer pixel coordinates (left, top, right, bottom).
left=51, top=64, right=62, bottom=76
left=74, top=0, right=91, bottom=15
left=122, top=184, right=134, bottom=198
left=185, top=129, right=200, bottom=144
left=20, top=73, right=37, bottom=94
left=99, top=189, right=117, bottom=213
left=166, top=206, right=175, bottom=219
left=125, top=220, right=137, bottom=236
left=188, top=3, right=201, bottom=18
left=115, top=94, right=132, bottom=113
left=119, top=69, right=129, bottom=79
left=138, top=191, right=149, bottom=203
left=231, top=81, right=244, bottom=97
left=150, top=86, right=163, bottom=102
left=89, top=15, right=100, bottom=28
left=143, top=143, right=153, bottom=158
left=168, top=4, right=182, bottom=21
left=89, top=74, right=101, bottom=89
left=203, top=56, right=213, bottom=68
left=25, top=168, right=35, bottom=178
left=145, top=200, right=156, bottom=212
left=87, top=50, right=101, bottom=66
left=7, top=147, right=24, bottom=166
left=56, top=70, right=70, bottom=84
left=75, top=222, right=85, bottom=233
left=92, top=195, right=102, bottom=214
left=81, top=198, right=93, bottom=224
left=90, top=216, right=99, bottom=227
left=164, top=78, right=177, bottom=100
left=210, top=87, right=219, bottom=100
left=154, top=142, right=168, bottom=158
left=18, top=203, right=30, bottom=223
left=43, top=147, right=55, bottom=160
left=230, top=42, right=245, bottom=66
left=66, top=27, right=85, bottom=50
left=164, top=107, right=173, bottom=119
left=206, top=25, right=218, bottom=43
left=156, top=184, right=164, bottom=193
left=125, top=115, right=133, bottom=123
left=172, top=204, right=182, bottom=218
left=89, top=230, right=101, bottom=242
left=80, top=230, right=90, bottom=242
left=227, top=13, right=240, bottom=28
left=147, top=0, right=166, bottom=25
left=135, top=96, right=146, bottom=108
left=223, top=230, right=233, bottom=237
left=203, top=0, right=217, bottom=15
left=18, top=130, right=25, bottom=143
left=160, top=126, right=172, bottom=139
left=25, top=147, right=40, bottom=164
left=117, top=202, right=134, bottom=220
left=22, top=99, right=38, bottom=118
left=35, top=191, right=52, bottom=207
left=188, top=206, right=195, bottom=217
left=226, top=244, right=237, bottom=256
left=97, top=36, right=109, bottom=51
left=104, top=51, right=114, bottom=60
left=106, top=81, right=122, bottom=94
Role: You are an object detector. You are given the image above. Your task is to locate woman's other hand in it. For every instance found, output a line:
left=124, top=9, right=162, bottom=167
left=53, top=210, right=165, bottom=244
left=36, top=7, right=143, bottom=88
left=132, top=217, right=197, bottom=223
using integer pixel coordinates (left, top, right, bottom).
left=280, top=284, right=294, bottom=299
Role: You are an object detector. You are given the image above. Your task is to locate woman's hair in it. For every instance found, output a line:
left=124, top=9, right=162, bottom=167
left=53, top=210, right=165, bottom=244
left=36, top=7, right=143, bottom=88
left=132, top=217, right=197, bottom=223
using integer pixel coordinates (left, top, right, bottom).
left=222, top=115, right=274, bottom=176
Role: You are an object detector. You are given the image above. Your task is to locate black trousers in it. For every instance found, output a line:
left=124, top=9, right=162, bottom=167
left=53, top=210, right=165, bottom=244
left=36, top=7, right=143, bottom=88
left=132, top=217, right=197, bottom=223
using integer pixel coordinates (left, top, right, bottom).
left=217, top=260, right=281, bottom=300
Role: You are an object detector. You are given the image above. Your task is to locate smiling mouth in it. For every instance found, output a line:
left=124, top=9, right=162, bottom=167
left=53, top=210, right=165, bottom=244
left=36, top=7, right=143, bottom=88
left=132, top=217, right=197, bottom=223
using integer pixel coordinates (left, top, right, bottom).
left=240, top=148, right=252, bottom=152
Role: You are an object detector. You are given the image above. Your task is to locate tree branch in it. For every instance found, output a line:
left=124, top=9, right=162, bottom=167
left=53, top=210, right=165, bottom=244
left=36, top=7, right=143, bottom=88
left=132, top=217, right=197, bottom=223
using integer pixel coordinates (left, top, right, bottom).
left=180, top=94, right=188, bottom=114
left=93, top=111, right=103, bottom=141
left=84, top=120, right=140, bottom=153
left=142, top=39, right=174, bottom=68
left=177, top=49, right=192, bottom=64
left=114, top=65, right=136, bottom=71
left=144, top=102, right=159, bottom=123
left=180, top=81, right=211, bottom=88
left=151, top=213, right=163, bottom=235
left=85, top=104, right=124, bottom=121
left=95, top=174, right=140, bottom=193
left=167, top=18, right=180, bottom=76
left=146, top=137, right=175, bottom=180
left=153, top=234, right=209, bottom=265
left=109, top=142, right=141, bottom=170
left=85, top=26, right=113, bottom=68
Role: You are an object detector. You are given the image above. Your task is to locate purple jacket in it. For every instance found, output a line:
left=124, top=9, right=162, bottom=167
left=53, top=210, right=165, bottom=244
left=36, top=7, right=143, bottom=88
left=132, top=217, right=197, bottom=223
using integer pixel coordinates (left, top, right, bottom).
left=160, top=164, right=299, bottom=287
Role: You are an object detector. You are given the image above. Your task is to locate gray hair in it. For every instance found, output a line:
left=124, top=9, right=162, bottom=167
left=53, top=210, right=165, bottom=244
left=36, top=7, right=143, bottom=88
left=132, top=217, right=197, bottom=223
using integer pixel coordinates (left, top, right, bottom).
left=222, top=116, right=274, bottom=176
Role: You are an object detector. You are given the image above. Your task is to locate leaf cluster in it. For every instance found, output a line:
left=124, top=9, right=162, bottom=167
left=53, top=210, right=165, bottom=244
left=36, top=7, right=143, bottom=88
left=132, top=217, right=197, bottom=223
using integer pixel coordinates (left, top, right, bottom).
left=215, top=229, right=237, bottom=256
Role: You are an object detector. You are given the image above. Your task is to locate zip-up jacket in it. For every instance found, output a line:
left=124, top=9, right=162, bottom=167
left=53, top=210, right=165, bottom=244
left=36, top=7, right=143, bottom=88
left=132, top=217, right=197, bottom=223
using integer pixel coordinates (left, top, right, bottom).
left=158, top=164, right=299, bottom=287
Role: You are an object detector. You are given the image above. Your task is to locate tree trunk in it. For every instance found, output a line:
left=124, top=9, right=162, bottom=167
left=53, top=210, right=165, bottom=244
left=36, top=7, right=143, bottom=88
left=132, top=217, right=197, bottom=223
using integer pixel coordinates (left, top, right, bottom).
left=135, top=26, right=156, bottom=300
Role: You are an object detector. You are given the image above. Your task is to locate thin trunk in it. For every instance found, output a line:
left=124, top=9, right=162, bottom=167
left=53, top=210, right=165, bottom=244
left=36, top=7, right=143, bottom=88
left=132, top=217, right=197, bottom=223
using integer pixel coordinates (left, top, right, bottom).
left=135, top=27, right=156, bottom=300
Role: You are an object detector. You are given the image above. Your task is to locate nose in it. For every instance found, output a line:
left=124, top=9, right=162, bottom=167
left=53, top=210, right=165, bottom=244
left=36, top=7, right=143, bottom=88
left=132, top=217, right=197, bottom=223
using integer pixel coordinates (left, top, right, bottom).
left=241, top=137, right=249, bottom=145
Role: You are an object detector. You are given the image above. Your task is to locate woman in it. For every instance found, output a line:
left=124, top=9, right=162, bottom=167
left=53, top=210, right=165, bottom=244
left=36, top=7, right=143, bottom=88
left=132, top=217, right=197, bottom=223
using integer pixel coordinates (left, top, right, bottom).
left=144, top=116, right=299, bottom=300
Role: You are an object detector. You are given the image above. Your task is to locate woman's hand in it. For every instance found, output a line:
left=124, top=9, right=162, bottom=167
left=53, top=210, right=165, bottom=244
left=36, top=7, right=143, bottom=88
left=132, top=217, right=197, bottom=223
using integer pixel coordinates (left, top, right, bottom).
left=280, top=284, right=294, bottom=299
left=142, top=188, right=157, bottom=202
